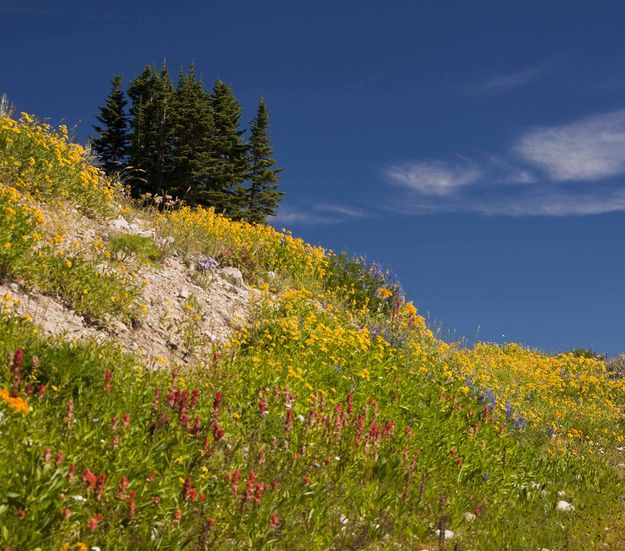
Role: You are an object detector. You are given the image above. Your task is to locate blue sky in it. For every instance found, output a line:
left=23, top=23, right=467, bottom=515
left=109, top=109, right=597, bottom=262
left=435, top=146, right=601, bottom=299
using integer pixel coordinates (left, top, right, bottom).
left=3, top=0, right=625, bottom=353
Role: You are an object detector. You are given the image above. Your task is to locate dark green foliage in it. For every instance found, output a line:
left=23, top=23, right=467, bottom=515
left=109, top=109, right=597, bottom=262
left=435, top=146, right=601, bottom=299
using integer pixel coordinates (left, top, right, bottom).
left=246, top=97, right=283, bottom=223
left=91, top=74, right=129, bottom=175
left=192, top=80, right=249, bottom=217
left=95, top=64, right=284, bottom=221
left=127, top=63, right=175, bottom=195
left=169, top=64, right=214, bottom=200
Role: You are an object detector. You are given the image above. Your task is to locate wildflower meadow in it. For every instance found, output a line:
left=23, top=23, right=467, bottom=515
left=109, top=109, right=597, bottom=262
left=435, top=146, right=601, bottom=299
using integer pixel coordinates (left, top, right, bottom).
left=1, top=112, right=625, bottom=549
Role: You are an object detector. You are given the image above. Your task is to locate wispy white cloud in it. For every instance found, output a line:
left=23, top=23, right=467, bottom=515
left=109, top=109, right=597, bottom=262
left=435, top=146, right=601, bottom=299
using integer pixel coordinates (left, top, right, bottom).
left=478, top=64, right=549, bottom=92
left=270, top=202, right=367, bottom=226
left=514, top=110, right=625, bottom=181
left=387, top=186, right=625, bottom=217
left=385, top=160, right=481, bottom=196
left=312, top=203, right=367, bottom=219
left=383, top=109, right=625, bottom=217
left=471, top=188, right=625, bottom=216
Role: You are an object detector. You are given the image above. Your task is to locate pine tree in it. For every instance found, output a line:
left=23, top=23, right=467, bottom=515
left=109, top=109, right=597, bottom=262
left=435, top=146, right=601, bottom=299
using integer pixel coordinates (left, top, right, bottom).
left=127, top=63, right=175, bottom=196
left=246, top=97, right=283, bottom=223
left=92, top=74, right=129, bottom=175
left=194, top=80, right=249, bottom=217
left=169, top=64, right=214, bottom=200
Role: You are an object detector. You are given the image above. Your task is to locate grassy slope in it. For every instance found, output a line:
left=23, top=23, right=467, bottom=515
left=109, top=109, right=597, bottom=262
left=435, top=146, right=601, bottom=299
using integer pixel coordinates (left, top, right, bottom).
left=1, top=113, right=625, bottom=550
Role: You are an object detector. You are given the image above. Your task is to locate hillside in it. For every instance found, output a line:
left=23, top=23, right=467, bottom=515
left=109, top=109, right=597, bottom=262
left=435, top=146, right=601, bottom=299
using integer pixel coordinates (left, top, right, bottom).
left=1, top=112, right=625, bottom=550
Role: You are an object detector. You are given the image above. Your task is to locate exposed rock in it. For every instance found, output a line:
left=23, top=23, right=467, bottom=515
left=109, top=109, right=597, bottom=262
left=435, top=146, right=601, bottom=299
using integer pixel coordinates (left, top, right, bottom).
left=435, top=529, right=454, bottom=540
left=556, top=500, right=574, bottom=512
left=219, top=267, right=244, bottom=287
left=109, top=216, right=131, bottom=232
left=1, top=247, right=254, bottom=365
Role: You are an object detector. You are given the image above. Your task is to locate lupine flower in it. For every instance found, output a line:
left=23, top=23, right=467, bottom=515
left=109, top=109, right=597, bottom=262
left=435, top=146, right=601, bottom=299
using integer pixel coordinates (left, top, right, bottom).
left=197, top=256, right=219, bottom=272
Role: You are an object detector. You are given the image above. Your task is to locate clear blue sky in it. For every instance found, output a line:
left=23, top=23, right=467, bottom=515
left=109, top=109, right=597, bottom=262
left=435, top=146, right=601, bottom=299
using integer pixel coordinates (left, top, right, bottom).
left=3, top=0, right=625, bottom=354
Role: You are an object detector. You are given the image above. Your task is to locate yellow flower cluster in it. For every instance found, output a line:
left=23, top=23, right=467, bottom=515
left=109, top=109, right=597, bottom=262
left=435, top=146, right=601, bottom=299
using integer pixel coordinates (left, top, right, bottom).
left=0, top=388, right=29, bottom=414
left=0, top=184, right=43, bottom=266
left=234, top=289, right=397, bottom=402
left=0, top=114, right=115, bottom=216
left=161, top=206, right=328, bottom=281
left=451, top=343, right=625, bottom=442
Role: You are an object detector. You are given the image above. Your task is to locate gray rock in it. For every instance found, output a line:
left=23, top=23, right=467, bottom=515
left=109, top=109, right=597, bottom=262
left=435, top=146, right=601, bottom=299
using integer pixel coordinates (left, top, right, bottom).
left=109, top=216, right=130, bottom=231
left=219, top=267, right=244, bottom=286
left=112, top=321, right=128, bottom=333
left=179, top=288, right=190, bottom=300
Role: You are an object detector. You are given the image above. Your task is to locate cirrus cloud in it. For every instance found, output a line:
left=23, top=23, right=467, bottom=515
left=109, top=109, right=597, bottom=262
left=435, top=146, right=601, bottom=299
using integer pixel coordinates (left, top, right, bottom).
left=515, top=110, right=625, bottom=182
left=385, top=160, right=481, bottom=196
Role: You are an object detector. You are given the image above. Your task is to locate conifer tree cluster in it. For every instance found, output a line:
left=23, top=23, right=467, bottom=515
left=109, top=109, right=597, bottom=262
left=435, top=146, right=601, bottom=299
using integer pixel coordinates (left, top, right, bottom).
left=91, top=63, right=283, bottom=222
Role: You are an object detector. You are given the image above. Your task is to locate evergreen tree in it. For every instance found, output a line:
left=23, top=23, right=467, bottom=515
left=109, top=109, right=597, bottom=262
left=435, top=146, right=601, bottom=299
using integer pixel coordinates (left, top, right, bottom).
left=127, top=63, right=175, bottom=195
left=246, top=97, right=283, bottom=223
left=169, top=64, right=214, bottom=200
left=194, top=80, right=249, bottom=217
left=92, top=74, right=129, bottom=175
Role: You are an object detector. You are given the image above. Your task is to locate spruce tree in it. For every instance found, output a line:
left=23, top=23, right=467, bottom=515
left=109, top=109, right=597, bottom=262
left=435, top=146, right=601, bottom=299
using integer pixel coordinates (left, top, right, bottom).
left=246, top=97, right=283, bottom=223
left=170, top=64, right=214, bottom=200
left=92, top=74, right=129, bottom=175
left=195, top=80, right=249, bottom=217
left=127, top=63, right=175, bottom=196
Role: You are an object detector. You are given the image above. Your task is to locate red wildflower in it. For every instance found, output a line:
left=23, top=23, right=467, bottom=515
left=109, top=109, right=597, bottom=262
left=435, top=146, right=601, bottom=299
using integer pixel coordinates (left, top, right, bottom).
left=284, top=409, right=293, bottom=433
left=82, top=468, right=97, bottom=489
left=87, top=513, right=103, bottom=532
left=55, top=451, right=64, bottom=466
left=213, top=390, right=223, bottom=411
left=190, top=388, right=200, bottom=408
left=95, top=473, right=107, bottom=500
left=68, top=463, right=76, bottom=482
left=152, top=496, right=161, bottom=505
left=117, top=476, right=129, bottom=499
left=43, top=447, right=52, bottom=463
left=258, top=399, right=268, bottom=416
left=16, top=510, right=25, bottom=520
left=254, top=482, right=264, bottom=504
left=231, top=469, right=241, bottom=496
left=61, top=508, right=72, bottom=519
left=128, top=496, right=136, bottom=519
left=212, top=422, right=224, bottom=442
left=122, top=413, right=131, bottom=430
left=104, top=370, right=112, bottom=392
left=173, top=509, right=182, bottom=522
left=269, top=513, right=280, bottom=529
left=146, top=471, right=157, bottom=482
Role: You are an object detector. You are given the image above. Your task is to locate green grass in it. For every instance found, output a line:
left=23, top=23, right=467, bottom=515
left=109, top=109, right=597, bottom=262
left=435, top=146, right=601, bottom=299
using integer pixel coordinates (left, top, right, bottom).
left=108, top=234, right=165, bottom=266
